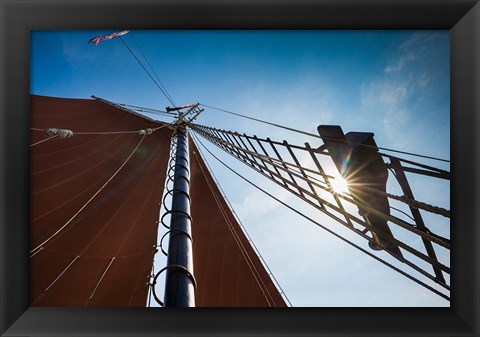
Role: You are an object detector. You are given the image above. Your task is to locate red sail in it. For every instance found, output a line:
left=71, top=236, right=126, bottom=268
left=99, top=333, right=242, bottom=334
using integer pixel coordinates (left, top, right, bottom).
left=30, top=94, right=286, bottom=307
left=189, top=140, right=286, bottom=307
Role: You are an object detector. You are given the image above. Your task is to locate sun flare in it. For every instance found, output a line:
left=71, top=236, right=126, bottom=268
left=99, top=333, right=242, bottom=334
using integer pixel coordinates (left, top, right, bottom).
left=331, top=176, right=349, bottom=194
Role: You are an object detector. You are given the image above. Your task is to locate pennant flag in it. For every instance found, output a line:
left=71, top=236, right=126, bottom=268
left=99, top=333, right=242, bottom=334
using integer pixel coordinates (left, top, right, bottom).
left=88, top=36, right=103, bottom=46
left=166, top=104, right=199, bottom=112
left=88, top=30, right=130, bottom=46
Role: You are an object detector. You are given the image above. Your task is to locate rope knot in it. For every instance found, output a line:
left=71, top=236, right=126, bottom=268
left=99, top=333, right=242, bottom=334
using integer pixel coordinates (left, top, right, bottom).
left=138, top=128, right=153, bottom=135
left=45, top=128, right=74, bottom=138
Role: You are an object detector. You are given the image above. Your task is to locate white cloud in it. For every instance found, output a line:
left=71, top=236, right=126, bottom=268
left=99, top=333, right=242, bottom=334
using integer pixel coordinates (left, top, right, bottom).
left=360, top=79, right=413, bottom=151
left=384, top=64, right=401, bottom=74
left=379, top=85, right=408, bottom=106
left=363, top=31, right=448, bottom=151
left=399, top=32, right=434, bottom=51
left=418, top=73, right=430, bottom=88
left=383, top=32, right=442, bottom=74
left=384, top=53, right=416, bottom=73
left=361, top=81, right=408, bottom=110
left=232, top=184, right=292, bottom=220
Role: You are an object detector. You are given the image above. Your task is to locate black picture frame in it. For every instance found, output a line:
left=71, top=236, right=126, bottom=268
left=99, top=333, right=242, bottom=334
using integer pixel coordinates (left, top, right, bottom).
left=1, top=1, right=478, bottom=336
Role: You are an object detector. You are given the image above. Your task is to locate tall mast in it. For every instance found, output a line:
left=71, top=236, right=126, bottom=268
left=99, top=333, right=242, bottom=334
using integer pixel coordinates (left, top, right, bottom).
left=162, top=105, right=202, bottom=307
left=163, top=123, right=196, bottom=306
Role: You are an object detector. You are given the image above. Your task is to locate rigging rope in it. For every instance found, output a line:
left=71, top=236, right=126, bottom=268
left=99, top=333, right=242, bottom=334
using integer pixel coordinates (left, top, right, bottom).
left=117, top=103, right=174, bottom=115
left=199, top=103, right=450, bottom=163
left=30, top=135, right=58, bottom=147
left=148, top=262, right=155, bottom=307
left=30, top=126, right=167, bottom=136
left=390, top=206, right=416, bottom=222
left=193, top=134, right=450, bottom=301
left=30, top=133, right=149, bottom=256
left=385, top=192, right=450, bottom=218
left=119, top=36, right=175, bottom=106
left=130, top=34, right=176, bottom=106
left=34, top=246, right=156, bottom=259
left=117, top=104, right=178, bottom=118
left=88, top=257, right=116, bottom=301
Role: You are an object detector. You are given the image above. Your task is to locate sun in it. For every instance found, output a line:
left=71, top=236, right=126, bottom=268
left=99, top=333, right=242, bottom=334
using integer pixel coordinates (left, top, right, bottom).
left=331, top=176, right=349, bottom=194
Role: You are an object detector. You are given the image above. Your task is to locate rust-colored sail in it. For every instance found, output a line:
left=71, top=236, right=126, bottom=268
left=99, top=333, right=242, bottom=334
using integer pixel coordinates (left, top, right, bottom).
left=30, top=94, right=286, bottom=307
left=30, top=95, right=171, bottom=307
left=189, top=140, right=286, bottom=307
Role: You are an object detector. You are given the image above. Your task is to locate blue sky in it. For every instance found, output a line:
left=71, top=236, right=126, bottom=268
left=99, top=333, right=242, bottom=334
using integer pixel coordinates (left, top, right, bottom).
left=31, top=30, right=450, bottom=307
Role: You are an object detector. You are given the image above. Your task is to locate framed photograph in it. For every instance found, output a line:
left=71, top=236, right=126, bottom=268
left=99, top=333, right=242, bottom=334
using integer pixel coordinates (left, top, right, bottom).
left=1, top=1, right=479, bottom=336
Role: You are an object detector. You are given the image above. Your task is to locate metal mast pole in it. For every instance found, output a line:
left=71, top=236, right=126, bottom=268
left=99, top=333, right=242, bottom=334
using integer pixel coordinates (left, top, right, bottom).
left=163, top=124, right=196, bottom=307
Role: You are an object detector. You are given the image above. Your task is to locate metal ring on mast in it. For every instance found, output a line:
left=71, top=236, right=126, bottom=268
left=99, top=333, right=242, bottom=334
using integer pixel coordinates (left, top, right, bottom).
left=158, top=229, right=193, bottom=256
left=151, top=264, right=198, bottom=307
